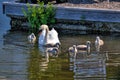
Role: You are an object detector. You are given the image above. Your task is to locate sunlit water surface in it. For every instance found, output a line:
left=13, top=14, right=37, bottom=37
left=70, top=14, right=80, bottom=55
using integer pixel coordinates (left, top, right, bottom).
left=0, top=0, right=120, bottom=80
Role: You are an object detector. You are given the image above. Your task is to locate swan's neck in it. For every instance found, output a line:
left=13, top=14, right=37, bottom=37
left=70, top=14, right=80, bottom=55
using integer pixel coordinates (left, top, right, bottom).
left=45, top=28, right=49, bottom=44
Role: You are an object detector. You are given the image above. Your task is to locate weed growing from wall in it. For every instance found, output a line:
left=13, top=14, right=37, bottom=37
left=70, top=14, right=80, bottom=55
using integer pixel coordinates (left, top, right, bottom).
left=22, top=0, right=56, bottom=33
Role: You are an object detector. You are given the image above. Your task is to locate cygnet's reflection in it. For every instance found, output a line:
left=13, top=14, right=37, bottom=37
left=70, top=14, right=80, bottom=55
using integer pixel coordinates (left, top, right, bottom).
left=38, top=45, right=60, bottom=71
left=38, top=45, right=59, bottom=57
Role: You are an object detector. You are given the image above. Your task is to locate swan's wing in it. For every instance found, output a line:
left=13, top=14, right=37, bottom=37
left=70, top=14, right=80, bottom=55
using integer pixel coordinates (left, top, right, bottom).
left=39, top=29, right=46, bottom=45
left=51, top=28, right=60, bottom=44
left=51, top=28, right=58, bottom=35
left=46, top=28, right=60, bottom=45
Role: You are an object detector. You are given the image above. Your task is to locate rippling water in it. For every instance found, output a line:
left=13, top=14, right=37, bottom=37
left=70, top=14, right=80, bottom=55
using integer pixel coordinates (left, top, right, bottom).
left=0, top=0, right=120, bottom=80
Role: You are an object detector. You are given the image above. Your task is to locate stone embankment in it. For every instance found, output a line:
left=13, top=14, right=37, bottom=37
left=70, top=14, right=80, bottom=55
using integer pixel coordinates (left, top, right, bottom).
left=3, top=1, right=120, bottom=33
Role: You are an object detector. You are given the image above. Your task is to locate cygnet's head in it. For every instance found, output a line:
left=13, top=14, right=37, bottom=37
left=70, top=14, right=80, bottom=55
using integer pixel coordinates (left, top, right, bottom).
left=96, top=36, right=100, bottom=40
left=31, top=33, right=35, bottom=38
left=73, top=45, right=76, bottom=48
left=86, top=41, right=91, bottom=46
left=28, top=33, right=36, bottom=44
left=55, top=43, right=60, bottom=48
left=73, top=45, right=77, bottom=52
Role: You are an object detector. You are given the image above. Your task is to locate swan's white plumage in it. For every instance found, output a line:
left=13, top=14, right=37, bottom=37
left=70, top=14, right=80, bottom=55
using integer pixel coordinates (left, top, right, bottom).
left=38, top=25, right=60, bottom=46
left=46, top=28, right=60, bottom=45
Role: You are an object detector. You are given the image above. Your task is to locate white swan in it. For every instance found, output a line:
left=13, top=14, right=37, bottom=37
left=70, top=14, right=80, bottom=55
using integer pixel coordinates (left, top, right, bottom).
left=38, top=25, right=61, bottom=47
left=28, top=33, right=36, bottom=44
left=95, top=36, right=104, bottom=52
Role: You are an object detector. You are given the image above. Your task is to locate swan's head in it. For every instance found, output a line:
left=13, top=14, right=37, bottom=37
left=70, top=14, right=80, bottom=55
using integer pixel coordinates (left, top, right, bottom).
left=39, top=25, right=49, bottom=31
left=38, top=24, right=49, bottom=34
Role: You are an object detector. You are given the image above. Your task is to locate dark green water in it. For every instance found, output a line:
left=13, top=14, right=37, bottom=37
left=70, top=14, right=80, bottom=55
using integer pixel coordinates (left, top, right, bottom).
left=0, top=1, right=120, bottom=80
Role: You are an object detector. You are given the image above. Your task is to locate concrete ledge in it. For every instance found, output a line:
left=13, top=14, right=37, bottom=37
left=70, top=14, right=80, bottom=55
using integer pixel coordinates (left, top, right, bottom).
left=2, top=1, right=120, bottom=33
left=55, top=6, right=120, bottom=23
left=3, top=1, right=120, bottom=23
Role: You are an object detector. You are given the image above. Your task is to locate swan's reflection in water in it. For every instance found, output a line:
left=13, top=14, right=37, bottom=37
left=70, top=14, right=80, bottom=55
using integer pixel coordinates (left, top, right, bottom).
left=27, top=45, right=62, bottom=79
left=2, top=30, right=120, bottom=80
left=38, top=45, right=60, bottom=72
left=69, top=50, right=107, bottom=80
left=38, top=45, right=59, bottom=57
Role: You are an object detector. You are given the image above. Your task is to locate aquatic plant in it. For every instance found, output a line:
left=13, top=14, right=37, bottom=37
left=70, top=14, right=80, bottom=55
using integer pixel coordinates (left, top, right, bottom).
left=22, top=0, right=56, bottom=33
